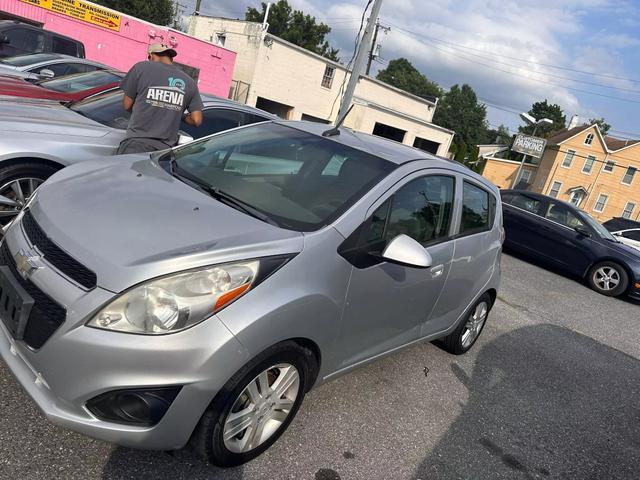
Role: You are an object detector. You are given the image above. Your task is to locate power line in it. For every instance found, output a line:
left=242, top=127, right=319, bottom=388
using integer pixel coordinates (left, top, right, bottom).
left=384, top=21, right=640, bottom=85
left=392, top=30, right=640, bottom=95
left=395, top=31, right=640, bottom=105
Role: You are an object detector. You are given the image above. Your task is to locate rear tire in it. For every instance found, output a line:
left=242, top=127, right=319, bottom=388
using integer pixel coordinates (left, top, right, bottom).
left=190, top=341, right=315, bottom=467
left=587, top=261, right=628, bottom=297
left=435, top=293, right=492, bottom=355
left=0, top=162, right=60, bottom=226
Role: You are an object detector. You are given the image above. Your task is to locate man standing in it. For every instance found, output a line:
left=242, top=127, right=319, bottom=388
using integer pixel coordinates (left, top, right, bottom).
left=117, top=43, right=203, bottom=154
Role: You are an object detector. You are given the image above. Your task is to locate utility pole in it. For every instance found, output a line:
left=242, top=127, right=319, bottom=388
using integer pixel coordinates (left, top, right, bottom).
left=335, top=0, right=384, bottom=126
left=194, top=0, right=202, bottom=15
left=262, top=2, right=272, bottom=30
left=366, top=20, right=390, bottom=75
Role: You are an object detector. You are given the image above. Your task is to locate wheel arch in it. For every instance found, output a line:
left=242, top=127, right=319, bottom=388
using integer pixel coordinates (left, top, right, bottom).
left=486, top=288, right=497, bottom=309
left=0, top=156, right=66, bottom=173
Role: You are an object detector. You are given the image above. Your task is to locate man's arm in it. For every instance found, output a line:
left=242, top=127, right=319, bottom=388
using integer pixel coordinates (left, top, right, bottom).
left=183, top=110, right=203, bottom=127
left=123, top=95, right=135, bottom=112
left=120, top=63, right=140, bottom=112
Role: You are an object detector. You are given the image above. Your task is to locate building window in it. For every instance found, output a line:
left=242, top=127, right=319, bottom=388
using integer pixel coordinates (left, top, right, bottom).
left=584, top=133, right=594, bottom=145
left=622, top=166, right=637, bottom=185
left=582, top=155, right=596, bottom=174
left=603, top=160, right=615, bottom=173
left=321, top=66, right=335, bottom=89
left=561, top=149, right=575, bottom=168
left=593, top=194, right=608, bottom=213
left=549, top=181, right=562, bottom=198
left=372, top=122, right=406, bottom=143
left=520, top=169, right=531, bottom=183
left=569, top=190, right=585, bottom=206
left=216, top=34, right=226, bottom=46
left=622, top=202, right=636, bottom=219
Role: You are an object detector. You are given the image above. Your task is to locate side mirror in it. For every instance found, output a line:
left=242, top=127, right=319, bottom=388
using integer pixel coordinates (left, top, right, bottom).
left=0, top=34, right=9, bottom=45
left=177, top=131, right=194, bottom=145
left=613, top=232, right=623, bottom=237
left=39, top=68, right=55, bottom=78
left=381, top=234, right=433, bottom=268
left=574, top=226, right=591, bottom=237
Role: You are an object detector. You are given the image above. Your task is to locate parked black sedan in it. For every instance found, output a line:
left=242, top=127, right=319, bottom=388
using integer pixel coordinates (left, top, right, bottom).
left=501, top=190, right=640, bottom=299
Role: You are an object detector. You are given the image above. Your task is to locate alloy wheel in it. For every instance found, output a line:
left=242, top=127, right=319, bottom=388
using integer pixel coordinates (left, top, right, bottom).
left=461, top=301, right=488, bottom=349
left=593, top=266, right=620, bottom=292
left=0, top=177, right=43, bottom=226
left=223, top=363, right=300, bottom=454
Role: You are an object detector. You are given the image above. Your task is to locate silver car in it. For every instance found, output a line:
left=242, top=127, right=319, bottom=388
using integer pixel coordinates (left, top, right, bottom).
left=0, top=90, right=274, bottom=225
left=0, top=121, right=502, bottom=467
left=0, top=52, right=108, bottom=80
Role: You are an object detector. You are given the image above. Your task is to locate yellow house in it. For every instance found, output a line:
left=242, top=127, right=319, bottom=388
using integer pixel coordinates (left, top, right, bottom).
left=482, top=124, right=640, bottom=222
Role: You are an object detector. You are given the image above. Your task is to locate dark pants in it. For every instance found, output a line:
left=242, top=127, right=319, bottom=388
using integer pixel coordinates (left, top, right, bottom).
left=116, top=138, right=173, bottom=155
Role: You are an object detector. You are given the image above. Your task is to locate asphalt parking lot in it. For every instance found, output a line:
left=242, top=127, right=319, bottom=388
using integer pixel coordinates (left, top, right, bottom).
left=1, top=253, right=639, bottom=480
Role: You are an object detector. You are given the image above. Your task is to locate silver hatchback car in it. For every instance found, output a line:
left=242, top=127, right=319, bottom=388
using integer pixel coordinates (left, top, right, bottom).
left=0, top=121, right=502, bottom=466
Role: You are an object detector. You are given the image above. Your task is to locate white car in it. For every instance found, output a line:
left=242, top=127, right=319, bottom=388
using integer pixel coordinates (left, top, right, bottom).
left=612, top=229, right=640, bottom=251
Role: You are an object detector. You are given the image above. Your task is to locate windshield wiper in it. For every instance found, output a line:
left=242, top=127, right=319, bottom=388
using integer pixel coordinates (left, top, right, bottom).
left=171, top=165, right=280, bottom=227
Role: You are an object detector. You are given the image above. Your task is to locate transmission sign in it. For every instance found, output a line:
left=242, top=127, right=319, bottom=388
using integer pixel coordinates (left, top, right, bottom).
left=512, top=133, right=547, bottom=159
left=21, top=0, right=122, bottom=31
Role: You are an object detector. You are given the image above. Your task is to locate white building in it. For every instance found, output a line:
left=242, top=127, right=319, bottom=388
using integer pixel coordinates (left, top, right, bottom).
left=187, top=16, right=454, bottom=156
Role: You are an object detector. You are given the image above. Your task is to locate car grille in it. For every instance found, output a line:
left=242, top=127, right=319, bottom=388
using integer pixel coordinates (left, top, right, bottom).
left=22, top=210, right=97, bottom=290
left=0, top=242, right=66, bottom=349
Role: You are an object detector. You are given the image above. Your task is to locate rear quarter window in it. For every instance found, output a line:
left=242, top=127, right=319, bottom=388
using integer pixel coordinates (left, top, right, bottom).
left=460, top=181, right=496, bottom=235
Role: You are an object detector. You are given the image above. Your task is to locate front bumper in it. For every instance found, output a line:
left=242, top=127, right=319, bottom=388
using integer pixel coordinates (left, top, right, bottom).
left=0, top=221, right=250, bottom=450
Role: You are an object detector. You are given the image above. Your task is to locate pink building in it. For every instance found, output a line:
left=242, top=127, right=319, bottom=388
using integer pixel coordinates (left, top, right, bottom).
left=0, top=0, right=236, bottom=97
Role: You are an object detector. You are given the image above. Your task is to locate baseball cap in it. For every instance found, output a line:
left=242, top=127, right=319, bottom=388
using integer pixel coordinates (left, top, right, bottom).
left=148, top=43, right=177, bottom=58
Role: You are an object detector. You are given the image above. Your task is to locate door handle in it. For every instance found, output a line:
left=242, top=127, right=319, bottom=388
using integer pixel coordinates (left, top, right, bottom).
left=430, top=265, right=444, bottom=278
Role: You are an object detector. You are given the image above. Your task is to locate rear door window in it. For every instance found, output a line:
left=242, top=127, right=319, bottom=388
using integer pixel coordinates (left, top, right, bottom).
left=543, top=201, right=586, bottom=229
left=460, top=181, right=496, bottom=234
left=51, top=36, right=78, bottom=56
left=505, top=192, right=543, bottom=215
left=181, top=108, right=243, bottom=139
left=22, top=29, right=45, bottom=53
left=622, top=230, right=640, bottom=241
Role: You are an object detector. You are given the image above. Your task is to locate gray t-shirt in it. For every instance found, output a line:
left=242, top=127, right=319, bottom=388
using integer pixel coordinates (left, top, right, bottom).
left=120, top=61, right=204, bottom=147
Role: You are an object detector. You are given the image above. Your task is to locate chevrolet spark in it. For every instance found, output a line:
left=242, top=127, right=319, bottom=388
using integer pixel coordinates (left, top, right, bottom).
left=0, top=121, right=502, bottom=466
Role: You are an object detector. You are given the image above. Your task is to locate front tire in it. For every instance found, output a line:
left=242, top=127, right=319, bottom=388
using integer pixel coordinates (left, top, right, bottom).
left=0, top=163, right=60, bottom=227
left=436, top=293, right=492, bottom=355
left=588, top=261, right=629, bottom=297
left=191, top=341, right=314, bottom=467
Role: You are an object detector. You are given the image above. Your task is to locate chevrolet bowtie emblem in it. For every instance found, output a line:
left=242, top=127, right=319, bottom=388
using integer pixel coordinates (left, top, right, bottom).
left=14, top=248, right=43, bottom=280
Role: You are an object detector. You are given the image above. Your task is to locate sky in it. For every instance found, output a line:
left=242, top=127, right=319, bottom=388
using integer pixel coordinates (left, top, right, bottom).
left=180, top=0, right=640, bottom=140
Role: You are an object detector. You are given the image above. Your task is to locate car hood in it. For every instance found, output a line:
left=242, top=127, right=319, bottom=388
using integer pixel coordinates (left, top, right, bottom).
left=28, top=158, right=304, bottom=292
left=0, top=99, right=109, bottom=136
left=0, top=79, right=70, bottom=100
left=0, top=65, right=29, bottom=79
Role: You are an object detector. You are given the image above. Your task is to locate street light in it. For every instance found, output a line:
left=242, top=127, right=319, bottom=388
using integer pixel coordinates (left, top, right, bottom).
left=511, top=114, right=553, bottom=188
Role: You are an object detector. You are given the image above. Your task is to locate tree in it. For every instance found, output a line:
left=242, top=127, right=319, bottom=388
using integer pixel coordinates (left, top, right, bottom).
left=93, top=0, right=176, bottom=26
left=376, top=58, right=443, bottom=99
left=589, top=117, right=611, bottom=135
left=433, top=84, right=488, bottom=150
left=246, top=1, right=339, bottom=61
left=455, top=141, right=467, bottom=163
left=518, top=100, right=565, bottom=138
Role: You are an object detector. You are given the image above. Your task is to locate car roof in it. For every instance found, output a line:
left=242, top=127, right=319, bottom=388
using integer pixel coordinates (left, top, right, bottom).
left=501, top=189, right=578, bottom=208
left=274, top=119, right=445, bottom=165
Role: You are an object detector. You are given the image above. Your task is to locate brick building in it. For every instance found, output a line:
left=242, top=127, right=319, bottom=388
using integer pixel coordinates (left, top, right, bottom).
left=482, top=124, right=640, bottom=222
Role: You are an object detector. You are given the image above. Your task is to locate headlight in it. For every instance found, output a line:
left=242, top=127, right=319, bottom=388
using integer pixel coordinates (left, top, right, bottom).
left=87, top=260, right=259, bottom=334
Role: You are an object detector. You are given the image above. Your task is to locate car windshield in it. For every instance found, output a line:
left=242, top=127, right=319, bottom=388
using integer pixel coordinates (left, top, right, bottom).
left=0, top=53, right=59, bottom=67
left=39, top=70, right=122, bottom=92
left=170, top=123, right=396, bottom=231
left=579, top=211, right=617, bottom=241
left=69, top=90, right=130, bottom=129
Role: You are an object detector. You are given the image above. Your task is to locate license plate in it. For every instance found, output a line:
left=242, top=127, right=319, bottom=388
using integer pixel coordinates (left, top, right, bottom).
left=0, top=266, right=34, bottom=340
